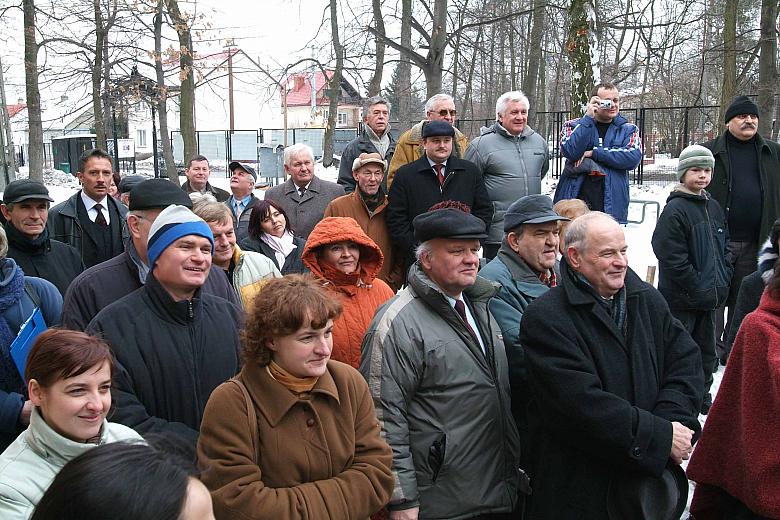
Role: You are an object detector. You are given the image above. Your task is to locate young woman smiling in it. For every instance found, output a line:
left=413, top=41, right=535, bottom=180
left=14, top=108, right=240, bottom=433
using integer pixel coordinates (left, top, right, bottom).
left=0, top=329, right=141, bottom=519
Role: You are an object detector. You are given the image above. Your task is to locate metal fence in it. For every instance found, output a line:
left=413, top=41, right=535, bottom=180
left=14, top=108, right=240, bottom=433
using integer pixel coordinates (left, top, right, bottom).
left=166, top=104, right=728, bottom=188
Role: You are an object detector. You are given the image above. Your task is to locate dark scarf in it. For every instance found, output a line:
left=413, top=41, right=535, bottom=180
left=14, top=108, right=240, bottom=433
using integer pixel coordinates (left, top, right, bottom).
left=0, top=261, right=26, bottom=396
left=358, top=187, right=385, bottom=215
left=564, top=259, right=628, bottom=338
left=5, top=223, right=49, bottom=255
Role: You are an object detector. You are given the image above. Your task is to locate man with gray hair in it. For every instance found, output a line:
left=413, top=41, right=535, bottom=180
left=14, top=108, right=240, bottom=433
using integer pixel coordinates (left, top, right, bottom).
left=264, top=143, right=344, bottom=239
left=225, top=161, right=260, bottom=242
left=518, top=211, right=703, bottom=519
left=387, top=93, right=470, bottom=187
left=361, top=206, right=523, bottom=520
left=465, top=90, right=549, bottom=260
left=337, top=95, right=396, bottom=193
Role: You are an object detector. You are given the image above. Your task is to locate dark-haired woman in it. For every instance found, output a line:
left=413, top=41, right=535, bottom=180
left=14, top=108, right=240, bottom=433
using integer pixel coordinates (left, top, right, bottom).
left=0, top=329, right=141, bottom=519
left=197, top=275, right=393, bottom=519
left=687, top=260, right=780, bottom=519
left=31, top=442, right=214, bottom=520
left=238, top=199, right=307, bottom=274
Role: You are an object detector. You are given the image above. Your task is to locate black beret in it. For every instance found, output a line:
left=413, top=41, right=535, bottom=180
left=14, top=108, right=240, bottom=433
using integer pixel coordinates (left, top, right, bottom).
left=129, top=179, right=193, bottom=210
left=117, top=175, right=147, bottom=194
left=724, top=95, right=759, bottom=122
left=413, top=208, right=488, bottom=243
left=2, top=179, right=53, bottom=204
left=422, top=120, right=456, bottom=139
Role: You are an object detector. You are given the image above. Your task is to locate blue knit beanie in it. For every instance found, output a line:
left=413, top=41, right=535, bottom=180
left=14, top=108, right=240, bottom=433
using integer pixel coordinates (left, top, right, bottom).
left=146, top=205, right=214, bottom=268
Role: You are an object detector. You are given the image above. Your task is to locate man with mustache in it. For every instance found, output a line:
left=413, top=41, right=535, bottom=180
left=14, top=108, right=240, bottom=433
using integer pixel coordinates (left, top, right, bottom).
left=519, top=212, right=703, bottom=519
left=47, top=149, right=129, bottom=268
left=702, top=96, right=780, bottom=364
left=479, top=194, right=569, bottom=458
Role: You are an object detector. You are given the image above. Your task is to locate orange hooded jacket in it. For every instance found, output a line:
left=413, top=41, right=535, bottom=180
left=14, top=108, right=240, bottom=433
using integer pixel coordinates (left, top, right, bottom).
left=302, top=217, right=395, bottom=368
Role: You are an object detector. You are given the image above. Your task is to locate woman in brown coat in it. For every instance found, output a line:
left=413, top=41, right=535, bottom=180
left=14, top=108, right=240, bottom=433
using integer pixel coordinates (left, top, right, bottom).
left=197, top=275, right=393, bottom=520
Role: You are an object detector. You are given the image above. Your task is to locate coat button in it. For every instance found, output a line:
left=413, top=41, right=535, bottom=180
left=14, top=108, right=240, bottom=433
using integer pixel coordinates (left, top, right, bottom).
left=306, top=418, right=315, bottom=427
left=631, top=447, right=642, bottom=457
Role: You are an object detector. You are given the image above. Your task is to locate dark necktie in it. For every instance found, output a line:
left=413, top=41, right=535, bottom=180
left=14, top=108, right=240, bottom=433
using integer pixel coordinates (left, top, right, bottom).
left=298, top=186, right=306, bottom=199
left=434, top=163, right=445, bottom=186
left=454, top=299, right=478, bottom=342
left=94, top=203, right=108, bottom=227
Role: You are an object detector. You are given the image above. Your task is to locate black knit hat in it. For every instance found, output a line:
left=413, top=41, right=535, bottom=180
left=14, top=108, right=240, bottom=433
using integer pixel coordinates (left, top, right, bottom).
left=129, top=179, right=193, bottom=210
left=724, top=95, right=759, bottom=123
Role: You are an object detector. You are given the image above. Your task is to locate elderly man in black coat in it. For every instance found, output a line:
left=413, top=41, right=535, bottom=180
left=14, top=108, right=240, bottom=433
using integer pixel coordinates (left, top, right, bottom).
left=519, top=211, right=703, bottom=520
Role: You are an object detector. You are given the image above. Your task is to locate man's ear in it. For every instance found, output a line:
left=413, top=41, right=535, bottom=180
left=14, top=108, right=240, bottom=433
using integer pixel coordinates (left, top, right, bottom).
left=127, top=215, right=143, bottom=240
left=0, top=204, right=10, bottom=221
left=567, top=245, right=581, bottom=269
left=506, top=231, right=520, bottom=253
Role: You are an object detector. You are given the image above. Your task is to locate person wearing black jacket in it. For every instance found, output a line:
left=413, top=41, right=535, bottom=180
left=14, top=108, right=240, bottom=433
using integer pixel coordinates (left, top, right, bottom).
left=651, top=144, right=732, bottom=413
left=86, top=205, right=241, bottom=446
left=386, top=120, right=492, bottom=270
left=1, top=179, right=83, bottom=296
left=61, top=179, right=239, bottom=331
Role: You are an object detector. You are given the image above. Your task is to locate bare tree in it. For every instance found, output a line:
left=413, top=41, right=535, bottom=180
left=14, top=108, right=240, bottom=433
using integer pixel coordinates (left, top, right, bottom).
left=154, top=0, right=178, bottom=183
left=756, top=0, right=777, bottom=138
left=367, top=0, right=385, bottom=96
left=166, top=0, right=196, bottom=164
left=23, top=0, right=43, bottom=180
left=322, top=0, right=343, bottom=167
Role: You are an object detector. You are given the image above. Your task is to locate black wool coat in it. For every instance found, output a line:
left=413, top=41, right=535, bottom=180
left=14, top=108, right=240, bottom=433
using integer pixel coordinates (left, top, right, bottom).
left=86, top=273, right=242, bottom=446
left=518, top=262, right=703, bottom=519
left=385, top=155, right=493, bottom=268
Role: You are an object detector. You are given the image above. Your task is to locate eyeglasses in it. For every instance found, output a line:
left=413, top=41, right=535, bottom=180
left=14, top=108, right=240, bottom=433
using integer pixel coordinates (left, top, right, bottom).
left=435, top=109, right=457, bottom=117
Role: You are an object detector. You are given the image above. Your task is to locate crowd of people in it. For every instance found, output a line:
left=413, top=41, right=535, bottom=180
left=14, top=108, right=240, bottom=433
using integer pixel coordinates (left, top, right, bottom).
left=0, top=84, right=778, bottom=520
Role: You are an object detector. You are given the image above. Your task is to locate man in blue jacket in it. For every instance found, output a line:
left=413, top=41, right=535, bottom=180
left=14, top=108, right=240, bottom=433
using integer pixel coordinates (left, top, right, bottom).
left=480, top=194, right=568, bottom=461
left=554, top=82, right=642, bottom=223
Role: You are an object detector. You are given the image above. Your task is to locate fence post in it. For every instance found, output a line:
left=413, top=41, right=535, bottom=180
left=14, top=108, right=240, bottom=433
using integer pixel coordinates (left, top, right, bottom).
left=637, top=107, right=646, bottom=185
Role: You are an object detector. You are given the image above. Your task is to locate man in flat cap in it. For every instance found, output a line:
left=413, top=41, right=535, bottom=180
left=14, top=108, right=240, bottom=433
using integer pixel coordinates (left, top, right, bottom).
left=480, top=194, right=568, bottom=454
left=386, top=120, right=492, bottom=272
left=701, top=95, right=780, bottom=363
left=2, top=179, right=83, bottom=296
left=361, top=206, right=523, bottom=520
left=117, top=175, right=146, bottom=207
left=325, top=152, right=403, bottom=290
left=62, top=179, right=239, bottom=330
left=225, top=161, right=261, bottom=242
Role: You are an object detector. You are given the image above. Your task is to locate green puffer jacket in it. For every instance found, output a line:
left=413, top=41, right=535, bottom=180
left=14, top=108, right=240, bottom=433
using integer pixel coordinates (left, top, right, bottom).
left=360, top=263, right=522, bottom=520
left=479, top=242, right=557, bottom=448
left=0, top=408, right=141, bottom=519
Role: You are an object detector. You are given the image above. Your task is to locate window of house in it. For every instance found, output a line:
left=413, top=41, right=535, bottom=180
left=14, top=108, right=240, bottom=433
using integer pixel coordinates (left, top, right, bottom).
left=137, top=129, right=147, bottom=147
left=337, top=112, right=348, bottom=125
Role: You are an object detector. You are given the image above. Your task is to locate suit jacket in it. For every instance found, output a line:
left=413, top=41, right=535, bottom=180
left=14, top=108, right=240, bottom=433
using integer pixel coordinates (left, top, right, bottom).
left=225, top=194, right=261, bottom=243
left=263, top=176, right=345, bottom=239
left=386, top=155, right=493, bottom=269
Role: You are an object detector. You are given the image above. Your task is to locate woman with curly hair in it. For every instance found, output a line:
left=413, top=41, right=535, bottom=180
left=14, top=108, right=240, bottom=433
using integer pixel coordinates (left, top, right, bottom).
left=197, top=275, right=393, bottom=520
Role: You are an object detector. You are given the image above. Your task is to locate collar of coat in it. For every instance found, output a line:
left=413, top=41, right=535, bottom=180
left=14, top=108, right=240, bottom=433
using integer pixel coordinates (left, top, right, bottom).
left=407, top=261, right=499, bottom=310
left=143, top=270, right=203, bottom=324
left=282, top=176, right=324, bottom=195
left=58, top=190, right=124, bottom=219
left=708, top=130, right=770, bottom=155
left=238, top=360, right=340, bottom=427
left=25, top=407, right=111, bottom=464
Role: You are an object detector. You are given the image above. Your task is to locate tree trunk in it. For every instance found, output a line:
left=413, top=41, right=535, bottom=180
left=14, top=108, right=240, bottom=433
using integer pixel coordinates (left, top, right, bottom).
left=93, top=0, right=107, bottom=151
left=424, top=0, right=448, bottom=97
left=756, top=0, right=777, bottom=138
left=718, top=0, right=738, bottom=129
left=397, top=0, right=413, bottom=130
left=367, top=0, right=385, bottom=97
left=322, top=0, right=342, bottom=168
left=523, top=0, right=546, bottom=121
left=0, top=56, right=17, bottom=188
left=155, top=2, right=178, bottom=184
left=567, top=0, right=595, bottom=119
left=23, top=0, right=43, bottom=180
left=166, top=0, right=197, bottom=164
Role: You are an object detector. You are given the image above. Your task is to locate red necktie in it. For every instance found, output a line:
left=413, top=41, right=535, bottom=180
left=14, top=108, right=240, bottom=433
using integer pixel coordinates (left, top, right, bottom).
left=434, top=163, right=445, bottom=186
left=94, top=203, right=108, bottom=227
left=454, top=299, right=478, bottom=342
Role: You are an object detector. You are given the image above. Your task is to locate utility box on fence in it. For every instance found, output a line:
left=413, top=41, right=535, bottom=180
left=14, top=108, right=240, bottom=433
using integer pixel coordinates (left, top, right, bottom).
left=52, top=135, right=97, bottom=175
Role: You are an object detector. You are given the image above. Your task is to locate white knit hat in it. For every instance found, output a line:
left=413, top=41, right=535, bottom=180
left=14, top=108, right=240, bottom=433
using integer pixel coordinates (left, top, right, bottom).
left=146, top=205, right=214, bottom=268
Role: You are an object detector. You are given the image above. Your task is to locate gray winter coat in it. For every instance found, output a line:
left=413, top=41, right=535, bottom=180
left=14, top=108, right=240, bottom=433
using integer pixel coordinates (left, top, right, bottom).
left=465, top=122, right=549, bottom=244
left=360, top=263, right=522, bottom=520
left=263, top=176, right=345, bottom=239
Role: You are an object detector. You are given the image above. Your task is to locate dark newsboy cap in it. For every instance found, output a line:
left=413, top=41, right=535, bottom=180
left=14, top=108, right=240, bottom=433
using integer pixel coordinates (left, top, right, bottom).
left=414, top=207, right=488, bottom=243
left=129, top=179, right=193, bottom=210
left=2, top=179, right=54, bottom=204
left=228, top=161, right=257, bottom=182
left=117, top=175, right=147, bottom=195
left=422, top=120, right=456, bottom=139
left=504, top=194, right=569, bottom=232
